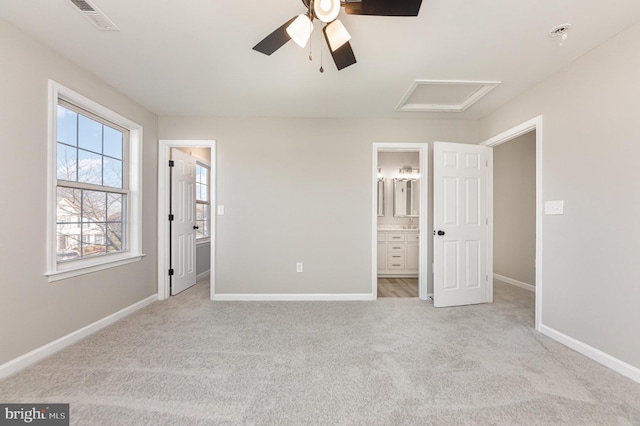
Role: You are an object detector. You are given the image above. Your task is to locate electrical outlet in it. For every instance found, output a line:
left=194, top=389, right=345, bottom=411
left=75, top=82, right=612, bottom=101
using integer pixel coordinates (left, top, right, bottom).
left=217, top=205, right=225, bottom=215
left=296, top=262, right=303, bottom=273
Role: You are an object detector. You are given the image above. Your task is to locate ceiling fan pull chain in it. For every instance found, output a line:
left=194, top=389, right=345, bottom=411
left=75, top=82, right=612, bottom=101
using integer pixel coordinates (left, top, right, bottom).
left=319, top=23, right=324, bottom=73
left=308, top=9, right=314, bottom=61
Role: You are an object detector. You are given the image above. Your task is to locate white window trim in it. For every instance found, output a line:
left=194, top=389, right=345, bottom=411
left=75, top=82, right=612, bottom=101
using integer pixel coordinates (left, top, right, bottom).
left=45, top=80, right=145, bottom=282
left=195, top=159, right=211, bottom=244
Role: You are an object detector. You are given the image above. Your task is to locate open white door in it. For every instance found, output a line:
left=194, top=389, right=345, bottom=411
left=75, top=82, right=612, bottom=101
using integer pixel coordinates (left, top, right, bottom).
left=170, top=149, right=197, bottom=295
left=433, top=142, right=490, bottom=307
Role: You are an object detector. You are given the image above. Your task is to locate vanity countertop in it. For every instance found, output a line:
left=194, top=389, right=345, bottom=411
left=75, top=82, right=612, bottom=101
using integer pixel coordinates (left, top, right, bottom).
left=377, top=225, right=419, bottom=231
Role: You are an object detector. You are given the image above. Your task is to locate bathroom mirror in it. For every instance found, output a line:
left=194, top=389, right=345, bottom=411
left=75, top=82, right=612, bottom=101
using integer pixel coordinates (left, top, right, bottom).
left=393, top=179, right=420, bottom=217
left=377, top=179, right=385, bottom=216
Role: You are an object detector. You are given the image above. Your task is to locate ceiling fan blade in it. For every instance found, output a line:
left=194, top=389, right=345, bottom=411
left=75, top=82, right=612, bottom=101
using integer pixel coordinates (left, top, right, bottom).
left=344, top=0, right=423, bottom=16
left=323, top=33, right=357, bottom=71
left=252, top=17, right=297, bottom=55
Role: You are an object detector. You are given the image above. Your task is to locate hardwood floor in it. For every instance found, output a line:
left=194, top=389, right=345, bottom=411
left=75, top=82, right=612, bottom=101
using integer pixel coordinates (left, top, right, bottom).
left=377, top=277, right=418, bottom=298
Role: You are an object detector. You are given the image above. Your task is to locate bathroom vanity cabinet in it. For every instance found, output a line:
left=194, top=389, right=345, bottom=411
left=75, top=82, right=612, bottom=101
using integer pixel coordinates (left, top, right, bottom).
left=377, top=229, right=419, bottom=277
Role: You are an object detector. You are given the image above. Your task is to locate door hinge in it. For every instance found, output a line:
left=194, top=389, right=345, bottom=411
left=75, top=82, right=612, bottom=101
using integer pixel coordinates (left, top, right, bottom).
left=168, top=160, right=175, bottom=167
left=168, top=269, right=174, bottom=276
left=168, top=214, right=174, bottom=221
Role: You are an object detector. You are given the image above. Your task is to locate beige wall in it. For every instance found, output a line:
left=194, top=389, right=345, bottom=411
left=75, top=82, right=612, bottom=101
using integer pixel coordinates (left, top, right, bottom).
left=0, top=19, right=158, bottom=365
left=196, top=243, right=211, bottom=277
left=159, top=117, right=479, bottom=295
left=480, top=21, right=640, bottom=369
left=493, top=132, right=536, bottom=286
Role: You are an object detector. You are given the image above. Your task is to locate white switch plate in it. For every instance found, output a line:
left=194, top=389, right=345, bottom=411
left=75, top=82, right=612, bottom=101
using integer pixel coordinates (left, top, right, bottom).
left=296, top=262, right=303, bottom=273
left=217, top=205, right=225, bottom=215
left=544, top=200, right=564, bottom=215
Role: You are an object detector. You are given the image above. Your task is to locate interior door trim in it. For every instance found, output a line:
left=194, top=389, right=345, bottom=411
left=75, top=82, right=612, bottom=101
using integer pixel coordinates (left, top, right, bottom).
left=372, top=143, right=429, bottom=300
left=481, top=116, right=543, bottom=331
left=158, top=140, right=216, bottom=301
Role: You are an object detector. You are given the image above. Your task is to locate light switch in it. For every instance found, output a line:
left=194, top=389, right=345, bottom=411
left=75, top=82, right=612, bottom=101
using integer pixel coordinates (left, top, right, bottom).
left=544, top=200, right=564, bottom=215
left=217, top=205, right=225, bottom=215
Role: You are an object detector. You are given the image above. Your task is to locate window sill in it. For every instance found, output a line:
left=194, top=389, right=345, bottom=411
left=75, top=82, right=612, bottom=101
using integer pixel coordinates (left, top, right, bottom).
left=45, top=253, right=146, bottom=282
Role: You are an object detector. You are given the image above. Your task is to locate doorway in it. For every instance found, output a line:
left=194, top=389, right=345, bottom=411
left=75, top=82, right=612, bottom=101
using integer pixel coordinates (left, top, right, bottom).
left=158, top=140, right=216, bottom=301
left=372, top=143, right=428, bottom=300
left=482, top=117, right=543, bottom=330
left=491, top=131, right=536, bottom=324
left=492, top=132, right=536, bottom=289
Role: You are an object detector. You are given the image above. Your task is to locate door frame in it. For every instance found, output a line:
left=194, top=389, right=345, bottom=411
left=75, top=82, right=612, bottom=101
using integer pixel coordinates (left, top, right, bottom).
left=373, top=143, right=429, bottom=300
left=480, top=116, right=543, bottom=330
left=158, top=139, right=216, bottom=301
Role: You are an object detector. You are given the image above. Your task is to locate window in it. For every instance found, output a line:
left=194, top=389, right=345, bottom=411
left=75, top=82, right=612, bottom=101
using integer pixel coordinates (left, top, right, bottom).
left=46, top=81, right=144, bottom=281
left=195, top=162, right=210, bottom=240
left=56, top=101, right=128, bottom=261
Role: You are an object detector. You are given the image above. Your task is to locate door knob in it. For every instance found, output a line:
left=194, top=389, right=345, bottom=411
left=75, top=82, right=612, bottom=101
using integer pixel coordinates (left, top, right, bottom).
left=193, top=226, right=199, bottom=230
left=437, top=230, right=445, bottom=236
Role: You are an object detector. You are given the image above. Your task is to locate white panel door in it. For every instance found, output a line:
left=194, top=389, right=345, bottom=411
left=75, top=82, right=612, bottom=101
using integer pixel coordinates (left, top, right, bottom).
left=433, top=142, right=490, bottom=307
left=170, top=149, right=197, bottom=295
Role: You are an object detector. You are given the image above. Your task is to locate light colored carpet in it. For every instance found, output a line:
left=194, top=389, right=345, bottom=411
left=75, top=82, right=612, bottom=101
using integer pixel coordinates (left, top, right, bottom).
left=1, top=280, right=639, bottom=425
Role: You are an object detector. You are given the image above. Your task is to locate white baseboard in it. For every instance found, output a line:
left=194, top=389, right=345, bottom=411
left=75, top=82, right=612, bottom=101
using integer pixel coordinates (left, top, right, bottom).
left=539, top=324, right=640, bottom=384
left=0, top=294, right=157, bottom=379
left=196, top=270, right=210, bottom=282
left=212, top=293, right=376, bottom=301
left=494, top=273, right=535, bottom=292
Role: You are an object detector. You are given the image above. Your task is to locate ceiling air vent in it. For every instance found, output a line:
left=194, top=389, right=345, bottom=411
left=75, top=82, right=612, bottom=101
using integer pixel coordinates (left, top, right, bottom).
left=66, top=0, right=119, bottom=31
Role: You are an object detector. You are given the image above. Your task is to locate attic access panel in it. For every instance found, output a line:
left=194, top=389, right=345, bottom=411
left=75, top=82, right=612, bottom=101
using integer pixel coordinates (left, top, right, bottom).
left=396, top=80, right=501, bottom=112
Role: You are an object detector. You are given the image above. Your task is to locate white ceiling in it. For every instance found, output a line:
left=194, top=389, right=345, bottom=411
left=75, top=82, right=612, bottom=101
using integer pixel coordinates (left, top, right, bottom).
left=2, top=0, right=640, bottom=119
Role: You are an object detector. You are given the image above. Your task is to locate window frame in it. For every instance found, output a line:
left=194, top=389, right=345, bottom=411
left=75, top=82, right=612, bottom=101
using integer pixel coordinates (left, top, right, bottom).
left=195, top=160, right=211, bottom=243
left=46, top=81, right=144, bottom=282
left=56, top=100, right=130, bottom=260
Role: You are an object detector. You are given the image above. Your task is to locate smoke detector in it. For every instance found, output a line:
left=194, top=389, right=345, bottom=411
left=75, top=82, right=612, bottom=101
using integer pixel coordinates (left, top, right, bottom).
left=549, top=23, right=571, bottom=46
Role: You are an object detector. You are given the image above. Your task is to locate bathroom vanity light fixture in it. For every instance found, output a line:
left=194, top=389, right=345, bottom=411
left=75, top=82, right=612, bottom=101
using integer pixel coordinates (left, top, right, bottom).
left=398, top=167, right=420, bottom=179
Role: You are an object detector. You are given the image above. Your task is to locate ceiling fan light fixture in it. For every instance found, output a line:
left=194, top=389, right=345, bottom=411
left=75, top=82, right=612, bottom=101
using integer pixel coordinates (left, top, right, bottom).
left=314, top=0, right=340, bottom=23
left=324, top=19, right=351, bottom=52
left=286, top=14, right=314, bottom=48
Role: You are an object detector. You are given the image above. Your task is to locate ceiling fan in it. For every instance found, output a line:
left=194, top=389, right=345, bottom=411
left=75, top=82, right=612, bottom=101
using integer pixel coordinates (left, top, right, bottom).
left=252, top=0, right=423, bottom=71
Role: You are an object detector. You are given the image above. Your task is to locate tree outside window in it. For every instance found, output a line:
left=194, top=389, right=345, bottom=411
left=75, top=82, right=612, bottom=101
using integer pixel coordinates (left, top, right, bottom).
left=56, top=102, right=128, bottom=262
